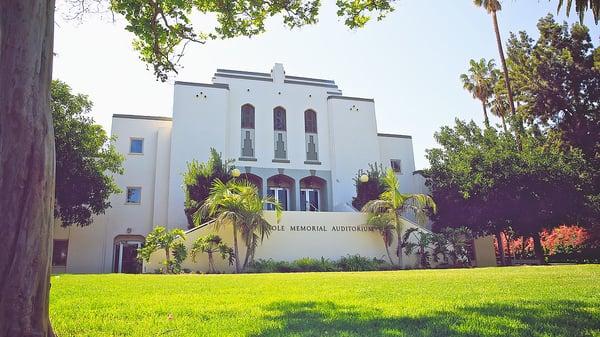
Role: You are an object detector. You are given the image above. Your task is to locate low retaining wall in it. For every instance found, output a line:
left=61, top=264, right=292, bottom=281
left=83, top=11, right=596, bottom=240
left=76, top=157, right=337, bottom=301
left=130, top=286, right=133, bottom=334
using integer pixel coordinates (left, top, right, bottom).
left=144, top=211, right=495, bottom=273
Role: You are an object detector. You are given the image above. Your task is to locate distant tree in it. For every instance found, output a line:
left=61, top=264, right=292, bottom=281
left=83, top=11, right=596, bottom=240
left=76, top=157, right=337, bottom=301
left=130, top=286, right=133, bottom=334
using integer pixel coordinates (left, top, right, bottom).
left=138, top=227, right=186, bottom=274
left=352, top=162, right=386, bottom=210
left=197, top=179, right=282, bottom=273
left=460, top=58, right=497, bottom=128
left=183, top=149, right=234, bottom=228
left=190, top=234, right=234, bottom=273
left=51, top=80, right=124, bottom=227
left=362, top=169, right=436, bottom=267
left=489, top=70, right=510, bottom=132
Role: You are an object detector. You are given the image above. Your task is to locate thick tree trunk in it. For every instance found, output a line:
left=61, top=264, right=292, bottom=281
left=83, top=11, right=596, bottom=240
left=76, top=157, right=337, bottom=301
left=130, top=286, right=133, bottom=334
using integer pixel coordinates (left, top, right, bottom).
left=504, top=231, right=512, bottom=265
left=394, top=213, right=403, bottom=268
left=495, top=231, right=506, bottom=266
left=383, top=239, right=394, bottom=265
left=207, top=252, right=215, bottom=273
left=0, top=1, right=56, bottom=336
left=501, top=116, right=508, bottom=132
left=532, top=231, right=545, bottom=265
left=232, top=226, right=240, bottom=273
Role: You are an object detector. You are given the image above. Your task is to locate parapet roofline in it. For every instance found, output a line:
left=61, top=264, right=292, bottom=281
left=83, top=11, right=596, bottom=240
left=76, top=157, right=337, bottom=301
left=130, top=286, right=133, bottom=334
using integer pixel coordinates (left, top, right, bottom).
left=113, top=114, right=172, bottom=122
left=174, top=81, right=229, bottom=89
left=377, top=133, right=412, bottom=139
left=327, top=95, right=374, bottom=103
left=214, top=68, right=338, bottom=88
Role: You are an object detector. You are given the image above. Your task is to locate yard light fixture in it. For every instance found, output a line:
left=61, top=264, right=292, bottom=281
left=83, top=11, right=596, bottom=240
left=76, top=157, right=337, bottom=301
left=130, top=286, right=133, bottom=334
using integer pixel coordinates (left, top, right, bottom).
left=359, top=174, right=369, bottom=183
left=231, top=168, right=241, bottom=178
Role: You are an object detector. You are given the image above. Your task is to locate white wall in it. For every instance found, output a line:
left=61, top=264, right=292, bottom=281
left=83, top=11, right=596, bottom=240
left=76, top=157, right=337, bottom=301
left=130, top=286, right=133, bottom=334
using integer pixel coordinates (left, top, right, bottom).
left=378, top=135, right=417, bottom=193
left=327, top=97, right=380, bottom=210
left=167, top=83, right=229, bottom=228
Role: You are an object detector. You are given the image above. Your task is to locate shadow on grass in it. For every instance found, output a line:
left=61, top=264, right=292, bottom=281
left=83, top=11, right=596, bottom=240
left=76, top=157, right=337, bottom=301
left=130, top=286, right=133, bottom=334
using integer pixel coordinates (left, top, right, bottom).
left=250, top=300, right=600, bottom=337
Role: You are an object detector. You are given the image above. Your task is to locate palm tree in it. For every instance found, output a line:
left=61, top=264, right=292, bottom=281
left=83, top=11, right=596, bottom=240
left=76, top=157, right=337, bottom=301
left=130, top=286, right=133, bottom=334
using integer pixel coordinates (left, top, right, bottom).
left=190, top=234, right=234, bottom=273
left=361, top=169, right=437, bottom=267
left=556, top=0, right=600, bottom=23
left=473, top=0, right=517, bottom=117
left=402, top=228, right=433, bottom=268
left=490, top=69, right=509, bottom=132
left=460, top=58, right=496, bottom=128
left=137, top=226, right=186, bottom=274
left=197, top=179, right=281, bottom=273
left=367, top=213, right=395, bottom=264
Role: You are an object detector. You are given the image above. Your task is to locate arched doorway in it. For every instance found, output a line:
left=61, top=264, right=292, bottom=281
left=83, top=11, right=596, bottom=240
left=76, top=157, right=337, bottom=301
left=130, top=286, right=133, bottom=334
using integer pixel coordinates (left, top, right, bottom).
left=113, top=235, right=144, bottom=273
left=300, top=176, right=327, bottom=211
left=267, top=174, right=295, bottom=211
left=239, top=173, right=263, bottom=196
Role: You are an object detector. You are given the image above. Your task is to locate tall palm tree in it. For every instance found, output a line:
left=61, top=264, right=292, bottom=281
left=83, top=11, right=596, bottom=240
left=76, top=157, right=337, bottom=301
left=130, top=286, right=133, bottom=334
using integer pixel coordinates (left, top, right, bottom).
left=490, top=69, right=509, bottom=132
left=474, top=0, right=517, bottom=117
left=460, top=58, right=496, bottom=128
left=362, top=169, right=436, bottom=267
left=197, top=179, right=281, bottom=273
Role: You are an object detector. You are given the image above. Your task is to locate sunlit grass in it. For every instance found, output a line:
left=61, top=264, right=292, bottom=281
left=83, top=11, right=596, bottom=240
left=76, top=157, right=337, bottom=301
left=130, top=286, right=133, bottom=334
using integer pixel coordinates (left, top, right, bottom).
left=50, top=265, right=600, bottom=336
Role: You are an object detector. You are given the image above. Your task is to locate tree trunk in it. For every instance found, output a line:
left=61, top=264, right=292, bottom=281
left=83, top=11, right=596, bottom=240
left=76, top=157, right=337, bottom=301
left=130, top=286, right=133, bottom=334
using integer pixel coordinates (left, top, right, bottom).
left=164, top=248, right=170, bottom=274
left=383, top=238, right=394, bottom=265
left=232, top=226, right=240, bottom=273
left=532, top=231, right=545, bottom=265
left=495, top=231, right=506, bottom=266
left=394, top=213, right=404, bottom=268
left=207, top=252, right=215, bottom=273
left=491, top=11, right=516, bottom=117
left=0, top=1, right=56, bottom=336
left=504, top=231, right=512, bottom=265
left=482, top=101, right=490, bottom=128
left=501, top=116, right=508, bottom=132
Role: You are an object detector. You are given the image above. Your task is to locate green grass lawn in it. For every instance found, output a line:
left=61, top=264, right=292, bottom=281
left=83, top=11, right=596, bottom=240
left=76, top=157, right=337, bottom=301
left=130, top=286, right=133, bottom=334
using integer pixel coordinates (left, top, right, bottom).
left=50, top=265, right=600, bottom=337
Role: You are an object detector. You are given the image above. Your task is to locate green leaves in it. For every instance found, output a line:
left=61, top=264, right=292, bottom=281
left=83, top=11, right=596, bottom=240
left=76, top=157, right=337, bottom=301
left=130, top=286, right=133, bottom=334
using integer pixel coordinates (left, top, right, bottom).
left=555, top=0, right=600, bottom=23
left=52, top=80, right=124, bottom=227
left=336, top=0, right=395, bottom=29
left=138, top=226, right=187, bottom=273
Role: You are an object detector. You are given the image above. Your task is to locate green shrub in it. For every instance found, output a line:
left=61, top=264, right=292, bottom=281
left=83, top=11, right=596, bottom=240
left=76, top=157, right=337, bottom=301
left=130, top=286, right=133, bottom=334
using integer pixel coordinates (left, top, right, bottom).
left=247, top=256, right=391, bottom=273
left=336, top=255, right=386, bottom=271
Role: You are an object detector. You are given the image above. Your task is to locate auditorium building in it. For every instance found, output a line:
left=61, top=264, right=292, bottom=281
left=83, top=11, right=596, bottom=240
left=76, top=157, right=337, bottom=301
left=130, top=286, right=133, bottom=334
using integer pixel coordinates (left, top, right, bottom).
left=52, top=64, right=495, bottom=274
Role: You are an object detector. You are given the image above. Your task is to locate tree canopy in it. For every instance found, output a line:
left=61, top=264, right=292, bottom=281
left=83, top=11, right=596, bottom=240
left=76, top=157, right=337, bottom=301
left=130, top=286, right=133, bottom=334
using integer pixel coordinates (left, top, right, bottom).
left=52, top=80, right=123, bottom=227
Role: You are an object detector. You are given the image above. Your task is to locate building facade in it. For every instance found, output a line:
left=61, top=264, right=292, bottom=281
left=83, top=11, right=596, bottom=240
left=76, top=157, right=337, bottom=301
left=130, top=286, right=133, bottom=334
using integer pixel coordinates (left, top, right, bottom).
left=52, top=64, right=434, bottom=274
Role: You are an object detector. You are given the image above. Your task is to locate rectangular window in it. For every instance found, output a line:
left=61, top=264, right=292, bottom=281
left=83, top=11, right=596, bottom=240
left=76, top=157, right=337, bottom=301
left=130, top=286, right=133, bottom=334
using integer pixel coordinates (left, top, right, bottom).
left=267, top=188, right=289, bottom=211
left=390, top=159, right=402, bottom=174
left=301, top=189, right=320, bottom=211
left=126, top=187, right=142, bottom=204
left=52, top=240, right=68, bottom=267
left=130, top=138, right=144, bottom=154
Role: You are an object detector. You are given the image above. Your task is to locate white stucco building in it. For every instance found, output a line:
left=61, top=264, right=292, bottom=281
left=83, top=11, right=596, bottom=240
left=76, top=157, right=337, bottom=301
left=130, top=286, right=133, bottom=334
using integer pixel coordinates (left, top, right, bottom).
left=52, top=64, right=445, bottom=274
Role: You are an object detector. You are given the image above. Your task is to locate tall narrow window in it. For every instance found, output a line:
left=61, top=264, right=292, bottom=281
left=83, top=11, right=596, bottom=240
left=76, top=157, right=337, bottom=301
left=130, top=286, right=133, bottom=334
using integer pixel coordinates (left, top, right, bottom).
left=273, top=107, right=287, bottom=160
left=240, top=104, right=255, bottom=158
left=304, top=109, right=319, bottom=162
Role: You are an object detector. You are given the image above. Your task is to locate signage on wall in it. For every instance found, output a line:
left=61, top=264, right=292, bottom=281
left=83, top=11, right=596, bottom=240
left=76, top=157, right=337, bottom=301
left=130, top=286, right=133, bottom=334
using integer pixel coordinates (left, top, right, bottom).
left=271, top=225, right=377, bottom=232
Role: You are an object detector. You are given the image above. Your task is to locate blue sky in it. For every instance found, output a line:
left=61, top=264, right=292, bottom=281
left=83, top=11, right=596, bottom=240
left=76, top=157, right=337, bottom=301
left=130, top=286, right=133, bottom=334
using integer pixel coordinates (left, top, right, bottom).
left=52, top=0, right=599, bottom=169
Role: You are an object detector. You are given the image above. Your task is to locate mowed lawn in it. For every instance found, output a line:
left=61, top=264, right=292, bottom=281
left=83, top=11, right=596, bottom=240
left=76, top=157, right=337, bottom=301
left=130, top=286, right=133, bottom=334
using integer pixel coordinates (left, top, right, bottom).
left=50, top=265, right=600, bottom=337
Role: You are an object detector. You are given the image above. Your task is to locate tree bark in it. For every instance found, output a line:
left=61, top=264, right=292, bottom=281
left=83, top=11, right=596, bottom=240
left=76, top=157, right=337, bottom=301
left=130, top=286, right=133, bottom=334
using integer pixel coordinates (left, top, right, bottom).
left=482, top=101, right=490, bottom=128
left=501, top=116, right=508, bottom=132
left=495, top=231, right=506, bottom=266
left=491, top=11, right=516, bottom=117
left=394, top=213, right=404, bottom=268
left=532, top=231, right=545, bottom=265
left=504, top=231, right=512, bottom=265
left=0, top=1, right=56, bottom=336
left=232, top=226, right=240, bottom=273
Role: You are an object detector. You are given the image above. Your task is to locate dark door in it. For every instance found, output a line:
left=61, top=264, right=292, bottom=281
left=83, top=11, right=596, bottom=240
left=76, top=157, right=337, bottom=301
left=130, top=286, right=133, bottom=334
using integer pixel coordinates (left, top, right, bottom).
left=114, top=242, right=142, bottom=273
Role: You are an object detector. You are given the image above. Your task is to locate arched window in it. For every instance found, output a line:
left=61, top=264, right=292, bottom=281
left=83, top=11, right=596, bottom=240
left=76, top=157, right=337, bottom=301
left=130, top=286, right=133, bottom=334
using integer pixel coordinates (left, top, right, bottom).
left=304, top=109, right=317, bottom=133
left=273, top=106, right=286, bottom=131
left=240, top=104, right=255, bottom=158
left=241, top=104, right=255, bottom=129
